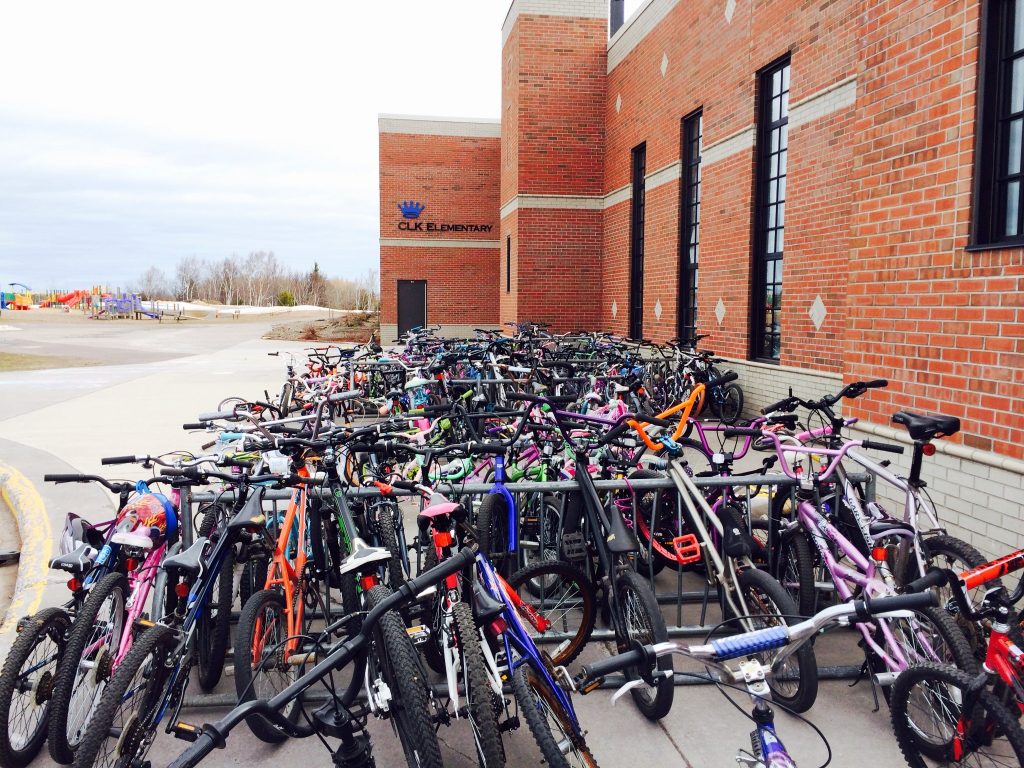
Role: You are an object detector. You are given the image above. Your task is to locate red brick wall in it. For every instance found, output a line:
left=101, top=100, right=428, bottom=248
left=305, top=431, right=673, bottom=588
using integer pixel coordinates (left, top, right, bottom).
left=379, top=130, right=501, bottom=326
left=846, top=0, right=1024, bottom=459
left=603, top=0, right=858, bottom=367
left=501, top=10, right=607, bottom=331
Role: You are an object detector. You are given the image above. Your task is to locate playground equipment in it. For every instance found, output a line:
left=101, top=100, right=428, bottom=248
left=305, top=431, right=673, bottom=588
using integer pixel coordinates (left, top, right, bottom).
left=1, top=283, right=32, bottom=310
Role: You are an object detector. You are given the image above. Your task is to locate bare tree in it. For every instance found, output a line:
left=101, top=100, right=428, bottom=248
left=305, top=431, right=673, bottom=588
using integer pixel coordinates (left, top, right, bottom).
left=136, top=266, right=170, bottom=300
left=175, top=256, right=203, bottom=302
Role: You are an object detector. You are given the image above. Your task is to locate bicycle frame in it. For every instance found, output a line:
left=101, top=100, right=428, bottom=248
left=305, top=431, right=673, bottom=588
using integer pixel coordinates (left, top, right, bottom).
left=261, top=483, right=309, bottom=657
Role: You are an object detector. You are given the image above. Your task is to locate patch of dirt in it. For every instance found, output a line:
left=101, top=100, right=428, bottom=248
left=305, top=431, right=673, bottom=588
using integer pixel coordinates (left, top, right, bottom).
left=0, top=352, right=99, bottom=372
left=263, top=312, right=379, bottom=343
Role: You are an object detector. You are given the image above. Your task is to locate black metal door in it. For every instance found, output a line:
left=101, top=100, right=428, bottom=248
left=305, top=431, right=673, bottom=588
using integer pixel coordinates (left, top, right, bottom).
left=397, top=280, right=427, bottom=336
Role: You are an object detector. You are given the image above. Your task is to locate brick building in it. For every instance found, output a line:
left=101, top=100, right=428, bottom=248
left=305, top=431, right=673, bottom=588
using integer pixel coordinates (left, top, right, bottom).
left=380, top=0, right=1024, bottom=553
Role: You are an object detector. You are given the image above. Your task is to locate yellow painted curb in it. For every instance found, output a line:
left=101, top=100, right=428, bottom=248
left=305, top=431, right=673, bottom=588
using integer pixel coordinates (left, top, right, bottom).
left=0, top=462, right=52, bottom=641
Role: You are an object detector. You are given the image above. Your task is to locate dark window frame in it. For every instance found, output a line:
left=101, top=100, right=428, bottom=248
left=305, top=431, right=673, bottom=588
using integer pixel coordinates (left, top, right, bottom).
left=506, top=235, right=511, bottom=293
left=970, top=0, right=1024, bottom=249
left=629, top=142, right=647, bottom=340
left=750, top=55, right=791, bottom=362
left=678, top=109, right=702, bottom=343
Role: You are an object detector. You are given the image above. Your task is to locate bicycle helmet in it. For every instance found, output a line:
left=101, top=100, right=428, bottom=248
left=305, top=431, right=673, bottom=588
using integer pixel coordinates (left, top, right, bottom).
left=112, top=487, right=178, bottom=550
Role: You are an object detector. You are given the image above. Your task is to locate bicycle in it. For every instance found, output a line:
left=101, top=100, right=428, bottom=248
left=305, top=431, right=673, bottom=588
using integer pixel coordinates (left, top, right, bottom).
left=573, top=591, right=941, bottom=767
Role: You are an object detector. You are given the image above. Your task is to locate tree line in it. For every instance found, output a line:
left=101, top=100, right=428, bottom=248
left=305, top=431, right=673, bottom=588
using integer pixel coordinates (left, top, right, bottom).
left=135, top=252, right=379, bottom=311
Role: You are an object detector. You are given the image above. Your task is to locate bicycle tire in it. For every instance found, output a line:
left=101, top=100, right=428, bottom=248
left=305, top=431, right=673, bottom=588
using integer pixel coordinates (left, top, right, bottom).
left=476, top=494, right=511, bottom=575
left=890, top=662, right=1024, bottom=766
left=233, top=589, right=302, bottom=743
left=375, top=504, right=406, bottom=590
left=518, top=492, right=561, bottom=576
left=510, top=666, right=598, bottom=768
left=196, top=508, right=233, bottom=691
left=48, top=572, right=127, bottom=764
left=366, top=585, right=444, bottom=768
left=736, top=567, right=819, bottom=713
left=777, top=529, right=816, bottom=618
left=239, top=557, right=268, bottom=609
left=70, top=623, right=176, bottom=768
left=0, top=608, right=70, bottom=768
left=506, top=560, right=596, bottom=666
left=911, top=534, right=991, bottom=657
left=616, top=569, right=674, bottom=720
left=711, top=383, right=744, bottom=425
left=451, top=601, right=505, bottom=767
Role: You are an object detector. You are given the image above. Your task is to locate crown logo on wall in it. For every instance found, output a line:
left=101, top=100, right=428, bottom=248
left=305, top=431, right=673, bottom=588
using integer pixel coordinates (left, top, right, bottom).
left=398, top=201, right=425, bottom=219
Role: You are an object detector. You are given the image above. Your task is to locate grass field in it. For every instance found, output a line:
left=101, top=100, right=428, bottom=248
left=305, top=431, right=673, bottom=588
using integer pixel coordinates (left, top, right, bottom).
left=0, top=352, right=95, bottom=372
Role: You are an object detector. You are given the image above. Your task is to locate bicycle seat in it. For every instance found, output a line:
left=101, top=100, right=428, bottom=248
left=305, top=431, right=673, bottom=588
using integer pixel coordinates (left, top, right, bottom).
left=606, top=508, right=640, bottom=554
left=891, top=411, right=960, bottom=441
left=162, top=537, right=209, bottom=576
left=338, top=537, right=392, bottom=576
left=227, top=488, right=267, bottom=531
left=472, top=582, right=505, bottom=623
left=49, top=543, right=96, bottom=576
left=868, top=520, right=915, bottom=538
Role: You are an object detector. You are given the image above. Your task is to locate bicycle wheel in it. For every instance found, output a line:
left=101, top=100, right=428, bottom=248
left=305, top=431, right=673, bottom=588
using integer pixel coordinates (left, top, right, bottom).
left=776, top=529, right=817, bottom=618
left=375, top=503, right=407, bottom=590
left=71, top=623, right=176, bottom=768
left=890, top=662, right=1024, bottom=766
left=506, top=560, right=596, bottom=667
left=736, top=567, right=819, bottom=713
left=233, top=589, right=302, bottom=743
left=49, top=572, right=127, bottom=764
left=452, top=602, right=505, bottom=767
left=476, top=494, right=512, bottom=575
left=365, top=585, right=443, bottom=768
left=0, top=608, right=70, bottom=768
left=196, top=520, right=233, bottom=691
left=709, top=380, right=744, bottom=424
left=510, top=666, right=598, bottom=768
left=518, top=492, right=561, bottom=576
left=885, top=606, right=978, bottom=678
left=615, top=569, right=673, bottom=720
left=239, top=557, right=268, bottom=609
left=911, top=535, right=991, bottom=657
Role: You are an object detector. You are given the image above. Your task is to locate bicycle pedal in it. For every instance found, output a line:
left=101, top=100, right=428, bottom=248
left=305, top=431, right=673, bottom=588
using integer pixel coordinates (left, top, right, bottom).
left=498, top=715, right=520, bottom=733
left=133, top=617, right=155, bottom=634
left=406, top=624, right=431, bottom=645
left=561, top=532, right=587, bottom=561
left=171, top=721, right=201, bottom=742
left=671, top=534, right=702, bottom=564
left=873, top=671, right=898, bottom=687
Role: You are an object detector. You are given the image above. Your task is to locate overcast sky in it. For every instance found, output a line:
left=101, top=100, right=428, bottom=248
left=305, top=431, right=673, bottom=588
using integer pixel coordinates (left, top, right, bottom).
left=0, top=1, right=642, bottom=291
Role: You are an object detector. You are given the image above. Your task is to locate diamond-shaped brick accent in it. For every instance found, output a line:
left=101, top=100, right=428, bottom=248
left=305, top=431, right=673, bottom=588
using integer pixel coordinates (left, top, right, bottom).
left=615, top=94, right=622, bottom=113
left=660, top=53, right=668, bottom=77
left=611, top=300, right=618, bottom=319
left=725, top=0, right=736, bottom=23
left=715, top=298, right=726, bottom=325
left=809, top=295, right=827, bottom=330
left=654, top=298, right=663, bottom=320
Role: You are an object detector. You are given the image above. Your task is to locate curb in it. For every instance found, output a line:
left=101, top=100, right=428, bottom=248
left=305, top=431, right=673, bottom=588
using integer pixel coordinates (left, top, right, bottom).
left=0, top=461, right=52, bottom=643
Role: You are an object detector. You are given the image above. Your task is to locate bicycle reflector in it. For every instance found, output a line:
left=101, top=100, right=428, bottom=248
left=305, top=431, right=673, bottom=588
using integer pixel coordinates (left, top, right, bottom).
left=922, top=442, right=936, bottom=456
left=672, top=534, right=702, bottom=565
left=66, top=577, right=81, bottom=592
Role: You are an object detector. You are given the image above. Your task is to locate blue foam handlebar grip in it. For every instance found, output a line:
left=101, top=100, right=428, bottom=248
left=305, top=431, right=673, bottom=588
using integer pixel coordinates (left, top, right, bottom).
left=711, top=625, right=789, bottom=660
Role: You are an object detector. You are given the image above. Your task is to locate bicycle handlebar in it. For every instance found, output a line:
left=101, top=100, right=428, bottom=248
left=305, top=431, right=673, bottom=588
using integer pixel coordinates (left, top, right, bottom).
left=42, top=474, right=134, bottom=493
left=198, top=409, right=236, bottom=422
left=182, top=422, right=209, bottom=431
left=100, top=455, right=137, bottom=466
left=860, top=439, right=905, bottom=454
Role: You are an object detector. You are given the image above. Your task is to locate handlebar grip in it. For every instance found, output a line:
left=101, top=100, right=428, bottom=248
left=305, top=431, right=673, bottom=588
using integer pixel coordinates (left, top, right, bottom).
left=723, top=427, right=761, bottom=438
left=327, top=389, right=362, bottom=403
left=164, top=468, right=202, bottom=479
left=864, top=379, right=889, bottom=389
left=706, top=371, right=739, bottom=388
left=420, top=404, right=453, bottom=415
left=198, top=410, right=236, bottom=422
left=221, top=457, right=255, bottom=470
left=508, top=393, right=575, bottom=405
left=634, top=413, right=675, bottom=429
left=903, top=569, right=949, bottom=594
left=42, top=474, right=87, bottom=483
left=464, top=442, right=507, bottom=456
left=860, top=440, right=905, bottom=454
left=761, top=397, right=797, bottom=415
left=603, top=421, right=631, bottom=443
left=100, top=455, right=137, bottom=466
left=390, top=480, right=418, bottom=492
left=182, top=423, right=207, bottom=431
left=855, top=592, right=937, bottom=619
left=167, top=731, right=220, bottom=768
left=579, top=648, right=647, bottom=682
left=711, top=625, right=789, bottom=660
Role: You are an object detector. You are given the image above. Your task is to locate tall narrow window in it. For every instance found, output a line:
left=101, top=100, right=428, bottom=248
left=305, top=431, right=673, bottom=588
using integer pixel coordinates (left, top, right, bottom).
left=506, top=236, right=511, bottom=293
left=629, top=143, right=646, bottom=339
left=678, top=110, right=702, bottom=343
left=752, top=57, right=790, bottom=361
left=972, top=0, right=1024, bottom=247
